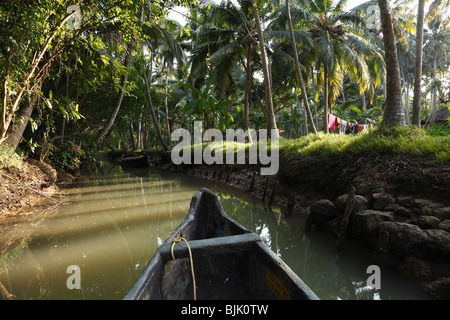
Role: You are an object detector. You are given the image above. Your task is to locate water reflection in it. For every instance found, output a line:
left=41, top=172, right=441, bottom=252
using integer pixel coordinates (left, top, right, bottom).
left=0, top=163, right=430, bottom=300
left=214, top=188, right=429, bottom=300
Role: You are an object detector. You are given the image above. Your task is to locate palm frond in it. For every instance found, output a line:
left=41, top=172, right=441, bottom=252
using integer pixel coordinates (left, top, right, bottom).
left=289, top=5, right=316, bottom=25
left=208, top=41, right=241, bottom=67
left=265, top=29, right=313, bottom=48
left=329, top=62, right=344, bottom=105
left=426, top=0, right=450, bottom=22
left=210, top=1, right=249, bottom=31
left=314, top=32, right=335, bottom=70
left=333, top=0, right=349, bottom=14
left=141, top=22, right=184, bottom=64
left=340, top=39, right=370, bottom=93
left=330, top=11, right=364, bottom=27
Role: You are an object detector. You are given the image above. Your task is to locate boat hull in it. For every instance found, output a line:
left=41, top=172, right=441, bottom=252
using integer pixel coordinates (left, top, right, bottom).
left=120, top=154, right=149, bottom=168
left=124, top=188, right=318, bottom=300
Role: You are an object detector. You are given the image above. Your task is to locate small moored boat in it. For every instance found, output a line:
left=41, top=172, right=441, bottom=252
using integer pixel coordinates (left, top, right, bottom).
left=120, top=153, right=149, bottom=168
left=124, top=188, right=319, bottom=300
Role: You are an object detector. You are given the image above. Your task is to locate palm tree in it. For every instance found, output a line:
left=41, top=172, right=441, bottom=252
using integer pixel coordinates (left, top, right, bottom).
left=350, top=0, right=417, bottom=125
left=285, top=0, right=317, bottom=134
left=283, top=0, right=383, bottom=132
left=397, top=34, right=416, bottom=125
left=95, top=12, right=183, bottom=148
left=141, top=19, right=184, bottom=151
left=378, top=0, right=406, bottom=126
left=250, top=0, right=278, bottom=136
left=422, top=15, right=450, bottom=124
left=155, top=22, right=186, bottom=141
left=411, top=0, right=450, bottom=127
left=411, top=0, right=426, bottom=127
left=190, top=0, right=279, bottom=135
left=209, top=0, right=257, bottom=134
left=187, top=1, right=257, bottom=134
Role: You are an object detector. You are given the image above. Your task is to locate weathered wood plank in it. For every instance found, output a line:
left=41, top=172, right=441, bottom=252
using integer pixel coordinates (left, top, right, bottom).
left=159, top=233, right=261, bottom=261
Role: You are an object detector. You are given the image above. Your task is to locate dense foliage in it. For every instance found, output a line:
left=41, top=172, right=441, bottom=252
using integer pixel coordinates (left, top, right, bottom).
left=0, top=0, right=449, bottom=170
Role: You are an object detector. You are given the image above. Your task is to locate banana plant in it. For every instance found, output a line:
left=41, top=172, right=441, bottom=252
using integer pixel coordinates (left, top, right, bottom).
left=179, top=72, right=234, bottom=131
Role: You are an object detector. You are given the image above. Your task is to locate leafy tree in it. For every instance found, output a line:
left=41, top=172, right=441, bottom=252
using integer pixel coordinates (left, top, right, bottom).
left=0, top=0, right=194, bottom=151
left=0, top=0, right=148, bottom=148
left=0, top=0, right=85, bottom=146
left=96, top=42, right=134, bottom=144
left=179, top=72, right=234, bottom=131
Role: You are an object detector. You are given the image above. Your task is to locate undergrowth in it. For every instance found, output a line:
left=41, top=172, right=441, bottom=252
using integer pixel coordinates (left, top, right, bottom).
left=0, top=144, right=24, bottom=169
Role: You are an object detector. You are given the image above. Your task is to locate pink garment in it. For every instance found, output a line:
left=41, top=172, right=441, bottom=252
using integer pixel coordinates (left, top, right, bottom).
left=328, top=114, right=337, bottom=131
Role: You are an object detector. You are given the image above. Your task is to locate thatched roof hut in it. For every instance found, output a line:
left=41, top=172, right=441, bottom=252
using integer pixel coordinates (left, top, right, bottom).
left=421, top=107, right=450, bottom=127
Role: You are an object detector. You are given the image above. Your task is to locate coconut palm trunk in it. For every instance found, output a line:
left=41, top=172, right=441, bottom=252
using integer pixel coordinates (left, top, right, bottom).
left=164, top=61, right=171, bottom=140
left=411, top=0, right=425, bottom=127
left=429, top=52, right=438, bottom=124
left=323, top=64, right=329, bottom=133
left=244, top=42, right=252, bottom=139
left=250, top=0, right=278, bottom=137
left=378, top=0, right=405, bottom=126
left=286, top=0, right=317, bottom=134
left=242, top=43, right=253, bottom=131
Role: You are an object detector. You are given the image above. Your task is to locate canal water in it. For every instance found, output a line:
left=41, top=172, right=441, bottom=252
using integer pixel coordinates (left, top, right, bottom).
left=0, top=163, right=431, bottom=300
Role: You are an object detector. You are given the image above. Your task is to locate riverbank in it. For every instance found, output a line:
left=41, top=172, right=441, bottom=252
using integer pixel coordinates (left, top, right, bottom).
left=0, top=159, right=61, bottom=217
left=130, top=148, right=450, bottom=299
left=1, top=137, right=448, bottom=299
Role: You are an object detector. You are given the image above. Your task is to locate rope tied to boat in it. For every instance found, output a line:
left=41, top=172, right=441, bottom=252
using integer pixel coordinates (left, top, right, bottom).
left=170, top=237, right=197, bottom=300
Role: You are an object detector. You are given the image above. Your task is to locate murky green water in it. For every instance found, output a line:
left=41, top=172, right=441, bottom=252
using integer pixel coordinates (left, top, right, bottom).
left=0, top=163, right=431, bottom=300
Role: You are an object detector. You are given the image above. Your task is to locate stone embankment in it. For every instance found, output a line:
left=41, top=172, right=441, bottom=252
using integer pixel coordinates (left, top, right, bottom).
left=306, top=193, right=450, bottom=299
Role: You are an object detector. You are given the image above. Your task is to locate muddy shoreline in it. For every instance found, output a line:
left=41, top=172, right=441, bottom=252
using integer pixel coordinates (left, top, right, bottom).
left=0, top=159, right=61, bottom=217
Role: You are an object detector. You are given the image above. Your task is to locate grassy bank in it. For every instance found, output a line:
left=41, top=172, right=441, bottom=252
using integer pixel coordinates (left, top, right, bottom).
left=174, top=126, right=449, bottom=164
left=279, top=126, right=450, bottom=163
